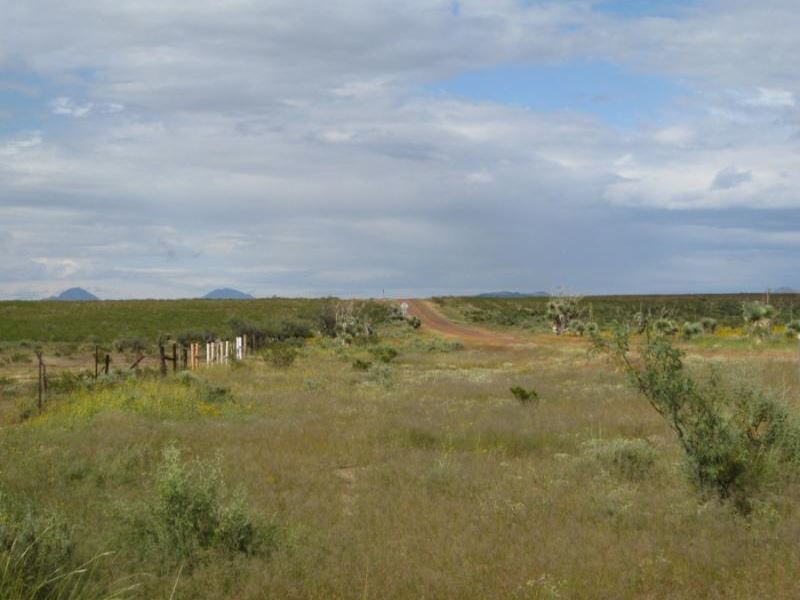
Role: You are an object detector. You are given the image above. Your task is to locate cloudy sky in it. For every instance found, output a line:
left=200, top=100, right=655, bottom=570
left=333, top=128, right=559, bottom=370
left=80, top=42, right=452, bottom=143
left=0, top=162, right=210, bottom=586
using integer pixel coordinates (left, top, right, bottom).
left=1, top=0, right=799, bottom=299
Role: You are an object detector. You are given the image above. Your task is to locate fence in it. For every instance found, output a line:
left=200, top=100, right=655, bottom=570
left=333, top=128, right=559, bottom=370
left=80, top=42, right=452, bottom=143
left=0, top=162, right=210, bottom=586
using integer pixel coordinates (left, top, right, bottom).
left=21, top=335, right=250, bottom=414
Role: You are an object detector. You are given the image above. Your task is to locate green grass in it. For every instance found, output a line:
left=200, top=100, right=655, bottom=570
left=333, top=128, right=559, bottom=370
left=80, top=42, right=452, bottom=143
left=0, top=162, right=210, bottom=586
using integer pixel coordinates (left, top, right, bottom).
left=0, top=298, right=330, bottom=342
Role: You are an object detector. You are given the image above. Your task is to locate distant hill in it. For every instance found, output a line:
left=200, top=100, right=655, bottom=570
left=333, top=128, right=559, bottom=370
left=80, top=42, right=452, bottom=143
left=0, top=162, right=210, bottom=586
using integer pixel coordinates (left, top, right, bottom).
left=48, top=287, right=100, bottom=301
left=774, top=287, right=797, bottom=294
left=477, top=291, right=549, bottom=298
left=203, top=288, right=254, bottom=300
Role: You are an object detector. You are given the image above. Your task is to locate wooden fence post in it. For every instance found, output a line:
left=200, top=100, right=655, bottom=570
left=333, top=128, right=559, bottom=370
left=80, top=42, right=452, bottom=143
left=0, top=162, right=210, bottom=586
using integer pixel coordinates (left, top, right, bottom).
left=104, top=354, right=111, bottom=375
left=94, top=345, right=99, bottom=379
left=172, top=343, right=178, bottom=373
left=159, top=344, right=167, bottom=376
left=35, top=351, right=43, bottom=413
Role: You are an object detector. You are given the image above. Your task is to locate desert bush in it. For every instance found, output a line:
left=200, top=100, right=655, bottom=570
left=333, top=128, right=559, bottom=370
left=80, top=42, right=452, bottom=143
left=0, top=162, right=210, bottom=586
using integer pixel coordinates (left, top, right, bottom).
left=263, top=341, right=299, bottom=368
left=175, top=329, right=218, bottom=346
left=743, top=301, right=776, bottom=339
left=546, top=294, right=582, bottom=335
left=407, top=316, right=422, bottom=329
left=510, top=386, right=539, bottom=405
left=10, top=352, right=29, bottom=364
left=352, top=359, right=372, bottom=371
left=369, top=345, right=399, bottom=363
left=700, top=317, right=718, bottom=333
left=127, top=446, right=277, bottom=567
left=785, top=320, right=800, bottom=338
left=583, top=438, right=657, bottom=480
left=653, top=318, right=677, bottom=336
left=592, top=325, right=800, bottom=513
left=681, top=321, right=704, bottom=339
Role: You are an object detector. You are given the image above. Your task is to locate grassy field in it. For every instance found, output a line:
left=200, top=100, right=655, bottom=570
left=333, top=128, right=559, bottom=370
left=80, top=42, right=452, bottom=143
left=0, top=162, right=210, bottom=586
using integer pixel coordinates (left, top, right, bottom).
left=2, top=299, right=800, bottom=597
left=0, top=299, right=330, bottom=342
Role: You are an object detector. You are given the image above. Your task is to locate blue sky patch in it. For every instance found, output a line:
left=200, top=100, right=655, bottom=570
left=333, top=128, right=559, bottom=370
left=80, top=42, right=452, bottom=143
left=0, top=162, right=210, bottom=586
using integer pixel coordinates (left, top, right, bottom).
left=430, top=60, right=684, bottom=128
left=592, top=0, right=697, bottom=19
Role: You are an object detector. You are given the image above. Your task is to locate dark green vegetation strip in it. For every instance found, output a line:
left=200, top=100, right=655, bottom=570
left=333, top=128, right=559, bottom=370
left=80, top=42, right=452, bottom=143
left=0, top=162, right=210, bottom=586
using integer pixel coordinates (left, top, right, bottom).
left=435, top=293, right=800, bottom=329
left=0, top=298, right=330, bottom=342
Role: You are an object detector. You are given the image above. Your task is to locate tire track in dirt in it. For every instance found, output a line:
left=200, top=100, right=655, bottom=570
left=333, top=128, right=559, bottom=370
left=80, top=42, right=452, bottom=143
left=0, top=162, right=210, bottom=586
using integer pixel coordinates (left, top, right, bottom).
left=404, top=299, right=524, bottom=346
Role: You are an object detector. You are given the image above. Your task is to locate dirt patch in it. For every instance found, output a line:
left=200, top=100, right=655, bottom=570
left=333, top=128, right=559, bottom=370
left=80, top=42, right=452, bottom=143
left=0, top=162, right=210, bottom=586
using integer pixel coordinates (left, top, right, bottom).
left=405, top=300, right=525, bottom=347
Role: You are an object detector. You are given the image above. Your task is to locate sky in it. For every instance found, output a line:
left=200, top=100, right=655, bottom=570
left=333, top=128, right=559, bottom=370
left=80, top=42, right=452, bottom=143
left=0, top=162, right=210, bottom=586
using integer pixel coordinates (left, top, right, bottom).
left=1, top=0, right=799, bottom=299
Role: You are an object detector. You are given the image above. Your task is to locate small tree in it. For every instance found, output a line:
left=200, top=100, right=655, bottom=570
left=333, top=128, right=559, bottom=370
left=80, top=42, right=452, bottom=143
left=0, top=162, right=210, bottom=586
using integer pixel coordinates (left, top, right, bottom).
left=591, top=324, right=800, bottom=514
left=546, top=293, right=582, bottom=336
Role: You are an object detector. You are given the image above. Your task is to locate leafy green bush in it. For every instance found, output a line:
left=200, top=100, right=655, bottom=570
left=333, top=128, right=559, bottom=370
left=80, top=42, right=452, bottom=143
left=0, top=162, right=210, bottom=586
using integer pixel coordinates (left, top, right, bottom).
left=368, top=345, right=399, bottom=363
left=592, top=325, right=800, bottom=513
left=583, top=438, right=657, bottom=480
left=700, top=317, right=718, bottom=333
left=681, top=321, right=704, bottom=339
left=407, top=316, right=422, bottom=329
left=263, top=341, right=299, bottom=368
left=352, top=359, right=372, bottom=371
left=653, top=318, right=677, bottom=336
left=510, top=386, right=539, bottom=405
left=743, top=301, right=776, bottom=338
left=785, top=320, right=800, bottom=339
left=127, top=446, right=277, bottom=567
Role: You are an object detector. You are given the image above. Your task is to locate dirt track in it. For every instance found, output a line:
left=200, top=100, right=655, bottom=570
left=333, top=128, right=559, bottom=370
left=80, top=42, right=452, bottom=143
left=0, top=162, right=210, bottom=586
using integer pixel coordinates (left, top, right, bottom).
left=404, top=299, right=523, bottom=346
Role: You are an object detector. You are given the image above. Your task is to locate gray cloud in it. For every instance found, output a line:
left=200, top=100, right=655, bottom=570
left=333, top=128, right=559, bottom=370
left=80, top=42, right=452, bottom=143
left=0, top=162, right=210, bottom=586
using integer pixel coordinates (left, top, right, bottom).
left=1, top=0, right=800, bottom=298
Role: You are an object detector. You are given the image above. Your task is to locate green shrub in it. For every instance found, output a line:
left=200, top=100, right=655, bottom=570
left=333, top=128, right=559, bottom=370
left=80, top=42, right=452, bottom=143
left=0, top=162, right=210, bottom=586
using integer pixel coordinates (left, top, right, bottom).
left=510, top=386, right=539, bottom=405
left=654, top=318, right=677, bottom=336
left=583, top=438, right=657, bottom=480
left=681, top=321, right=704, bottom=339
left=114, top=337, right=148, bottom=354
left=127, top=446, right=277, bottom=567
left=785, top=320, right=800, bottom=338
left=700, top=317, right=718, bottom=333
left=407, top=316, right=422, bottom=329
left=263, top=341, right=299, bottom=368
left=368, top=345, right=399, bottom=363
left=592, top=325, right=800, bottom=513
left=352, top=359, right=372, bottom=371
left=10, top=353, right=29, bottom=364
left=743, top=301, right=776, bottom=338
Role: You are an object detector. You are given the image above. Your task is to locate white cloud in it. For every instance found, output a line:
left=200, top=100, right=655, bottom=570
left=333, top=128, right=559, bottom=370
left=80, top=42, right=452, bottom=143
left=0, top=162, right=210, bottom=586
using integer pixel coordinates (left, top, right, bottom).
left=745, top=87, right=796, bottom=108
left=51, top=97, right=93, bottom=118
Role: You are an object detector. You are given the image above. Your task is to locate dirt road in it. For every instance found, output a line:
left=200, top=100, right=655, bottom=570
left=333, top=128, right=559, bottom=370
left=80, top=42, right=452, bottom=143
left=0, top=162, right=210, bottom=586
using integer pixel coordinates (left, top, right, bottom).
left=404, top=299, right=524, bottom=346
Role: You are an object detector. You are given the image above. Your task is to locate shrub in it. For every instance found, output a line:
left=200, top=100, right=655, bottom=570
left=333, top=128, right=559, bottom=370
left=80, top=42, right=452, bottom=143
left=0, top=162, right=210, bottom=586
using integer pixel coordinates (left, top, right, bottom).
left=127, top=446, right=277, bottom=567
left=700, top=317, right=718, bottom=334
left=546, top=294, right=582, bottom=335
left=263, top=341, right=299, bottom=368
left=592, top=325, right=800, bottom=513
left=681, top=321, right=704, bottom=339
left=407, top=316, right=422, bottom=329
left=653, top=318, right=677, bottom=336
left=510, top=386, right=539, bottom=405
left=785, top=320, right=800, bottom=339
left=743, top=301, right=776, bottom=339
left=368, top=345, right=399, bottom=363
left=352, top=359, right=372, bottom=371
left=583, top=438, right=657, bottom=480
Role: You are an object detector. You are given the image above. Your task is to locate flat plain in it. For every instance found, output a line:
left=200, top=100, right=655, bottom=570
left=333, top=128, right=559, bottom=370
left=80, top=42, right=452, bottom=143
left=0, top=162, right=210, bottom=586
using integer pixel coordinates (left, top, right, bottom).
left=1, top=296, right=800, bottom=598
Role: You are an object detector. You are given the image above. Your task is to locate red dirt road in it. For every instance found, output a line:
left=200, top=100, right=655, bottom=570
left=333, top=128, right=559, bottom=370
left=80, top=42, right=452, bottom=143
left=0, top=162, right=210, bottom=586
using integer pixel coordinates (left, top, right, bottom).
left=404, top=299, right=524, bottom=346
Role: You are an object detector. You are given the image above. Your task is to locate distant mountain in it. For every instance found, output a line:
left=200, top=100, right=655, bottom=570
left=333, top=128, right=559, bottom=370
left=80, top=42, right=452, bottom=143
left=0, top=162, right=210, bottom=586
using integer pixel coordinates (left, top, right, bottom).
left=477, top=291, right=549, bottom=298
left=49, top=287, right=100, bottom=301
left=203, top=288, right=254, bottom=300
left=774, top=287, right=797, bottom=294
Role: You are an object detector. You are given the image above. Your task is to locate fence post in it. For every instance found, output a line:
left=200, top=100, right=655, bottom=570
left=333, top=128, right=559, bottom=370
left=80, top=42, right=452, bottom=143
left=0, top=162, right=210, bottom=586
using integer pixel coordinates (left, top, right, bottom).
left=159, top=344, right=167, bottom=376
left=35, top=351, right=43, bottom=413
left=172, top=343, right=178, bottom=373
left=95, top=345, right=99, bottom=379
left=104, top=354, right=111, bottom=375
